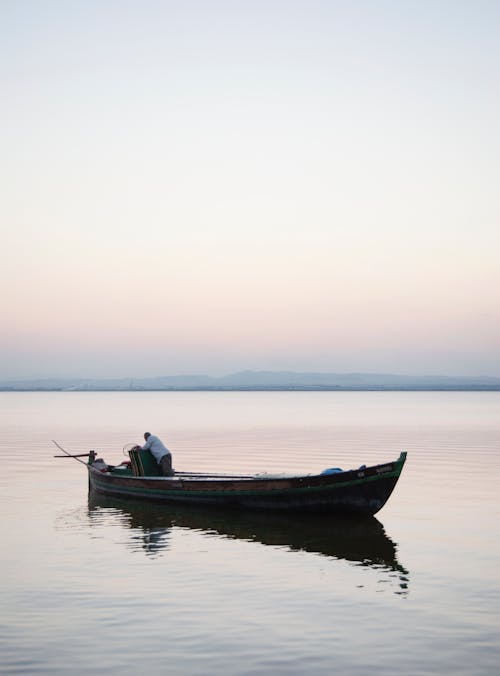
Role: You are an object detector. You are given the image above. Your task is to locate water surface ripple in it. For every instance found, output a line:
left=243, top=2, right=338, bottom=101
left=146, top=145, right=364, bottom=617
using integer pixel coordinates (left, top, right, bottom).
left=0, top=391, right=499, bottom=675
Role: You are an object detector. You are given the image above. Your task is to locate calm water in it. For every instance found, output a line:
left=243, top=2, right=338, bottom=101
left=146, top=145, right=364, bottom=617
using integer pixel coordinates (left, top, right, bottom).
left=1, top=391, right=499, bottom=675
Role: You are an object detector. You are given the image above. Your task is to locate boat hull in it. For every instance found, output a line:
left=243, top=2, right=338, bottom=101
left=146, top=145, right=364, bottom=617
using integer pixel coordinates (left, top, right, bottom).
left=88, top=452, right=407, bottom=516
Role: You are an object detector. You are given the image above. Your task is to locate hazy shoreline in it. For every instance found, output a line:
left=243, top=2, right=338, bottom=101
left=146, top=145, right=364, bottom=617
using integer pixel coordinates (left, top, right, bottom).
left=2, top=386, right=499, bottom=392
left=2, top=370, right=500, bottom=392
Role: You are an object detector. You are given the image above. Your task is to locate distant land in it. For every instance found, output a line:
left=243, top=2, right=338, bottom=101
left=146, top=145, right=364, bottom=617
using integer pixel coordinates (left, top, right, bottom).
left=1, top=371, right=500, bottom=391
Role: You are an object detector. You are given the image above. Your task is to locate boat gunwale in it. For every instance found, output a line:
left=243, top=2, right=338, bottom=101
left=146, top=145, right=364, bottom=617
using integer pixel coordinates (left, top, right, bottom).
left=88, top=452, right=407, bottom=496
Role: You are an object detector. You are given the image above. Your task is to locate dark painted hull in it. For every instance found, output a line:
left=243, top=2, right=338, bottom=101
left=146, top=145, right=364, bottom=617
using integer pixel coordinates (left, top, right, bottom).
left=88, top=452, right=407, bottom=516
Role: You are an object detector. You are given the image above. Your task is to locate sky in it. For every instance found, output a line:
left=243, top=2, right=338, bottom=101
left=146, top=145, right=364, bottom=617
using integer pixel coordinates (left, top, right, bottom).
left=2, top=0, right=499, bottom=379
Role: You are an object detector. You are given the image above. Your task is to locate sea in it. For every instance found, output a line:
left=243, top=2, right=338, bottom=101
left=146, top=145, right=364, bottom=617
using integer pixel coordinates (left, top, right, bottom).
left=0, top=391, right=499, bottom=675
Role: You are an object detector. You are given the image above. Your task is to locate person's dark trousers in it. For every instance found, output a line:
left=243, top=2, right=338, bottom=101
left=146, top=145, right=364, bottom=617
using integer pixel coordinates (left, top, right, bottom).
left=160, top=454, right=174, bottom=476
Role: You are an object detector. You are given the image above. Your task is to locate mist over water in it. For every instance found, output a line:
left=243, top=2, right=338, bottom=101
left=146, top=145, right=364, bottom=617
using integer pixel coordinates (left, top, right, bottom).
left=1, top=392, right=499, bottom=675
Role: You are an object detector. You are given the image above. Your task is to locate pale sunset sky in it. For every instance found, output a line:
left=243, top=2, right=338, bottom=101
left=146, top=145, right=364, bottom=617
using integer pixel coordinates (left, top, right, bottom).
left=2, top=1, right=499, bottom=378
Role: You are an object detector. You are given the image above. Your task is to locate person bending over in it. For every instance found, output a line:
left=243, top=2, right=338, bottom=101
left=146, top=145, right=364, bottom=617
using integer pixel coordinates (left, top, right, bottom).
left=141, top=432, right=174, bottom=476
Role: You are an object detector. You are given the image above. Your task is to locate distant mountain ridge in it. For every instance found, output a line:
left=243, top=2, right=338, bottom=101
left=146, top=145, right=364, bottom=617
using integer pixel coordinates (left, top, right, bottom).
left=1, top=370, right=500, bottom=390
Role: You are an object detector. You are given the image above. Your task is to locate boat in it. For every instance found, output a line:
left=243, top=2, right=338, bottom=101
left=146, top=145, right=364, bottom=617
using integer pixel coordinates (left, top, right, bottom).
left=55, top=442, right=407, bottom=516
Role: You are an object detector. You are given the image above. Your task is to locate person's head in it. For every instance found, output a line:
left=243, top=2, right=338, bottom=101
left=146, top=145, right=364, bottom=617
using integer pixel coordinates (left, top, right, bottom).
left=144, top=432, right=151, bottom=440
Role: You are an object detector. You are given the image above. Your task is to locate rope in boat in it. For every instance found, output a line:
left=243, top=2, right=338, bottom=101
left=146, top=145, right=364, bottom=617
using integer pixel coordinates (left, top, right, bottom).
left=52, top=440, right=90, bottom=466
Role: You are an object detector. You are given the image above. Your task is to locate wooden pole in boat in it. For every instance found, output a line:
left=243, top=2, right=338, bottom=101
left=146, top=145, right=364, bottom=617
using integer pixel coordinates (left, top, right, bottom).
left=54, top=453, right=92, bottom=458
left=52, top=440, right=91, bottom=466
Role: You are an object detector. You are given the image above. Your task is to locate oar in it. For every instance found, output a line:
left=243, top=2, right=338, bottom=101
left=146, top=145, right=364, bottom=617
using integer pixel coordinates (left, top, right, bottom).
left=52, top=440, right=90, bottom=466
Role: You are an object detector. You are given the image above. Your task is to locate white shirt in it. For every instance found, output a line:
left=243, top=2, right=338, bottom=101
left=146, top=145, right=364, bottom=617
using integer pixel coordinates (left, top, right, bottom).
left=141, top=435, right=170, bottom=462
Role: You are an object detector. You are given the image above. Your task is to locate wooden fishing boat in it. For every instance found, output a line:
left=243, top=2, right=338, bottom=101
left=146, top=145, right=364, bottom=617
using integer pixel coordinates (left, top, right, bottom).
left=55, top=442, right=407, bottom=516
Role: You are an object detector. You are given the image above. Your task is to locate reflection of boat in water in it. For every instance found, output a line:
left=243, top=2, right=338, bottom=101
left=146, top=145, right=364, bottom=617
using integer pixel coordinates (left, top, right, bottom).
left=88, top=492, right=409, bottom=590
